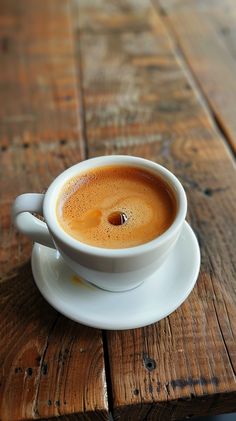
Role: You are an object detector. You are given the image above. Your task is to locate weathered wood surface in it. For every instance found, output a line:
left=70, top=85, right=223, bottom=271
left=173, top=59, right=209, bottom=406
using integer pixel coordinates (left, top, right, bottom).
left=0, top=1, right=108, bottom=420
left=155, top=0, right=236, bottom=154
left=1, top=0, right=236, bottom=420
left=73, top=0, right=236, bottom=419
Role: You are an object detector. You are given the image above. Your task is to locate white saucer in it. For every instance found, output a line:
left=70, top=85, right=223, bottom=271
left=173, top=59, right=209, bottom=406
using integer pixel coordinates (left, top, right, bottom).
left=31, top=222, right=200, bottom=330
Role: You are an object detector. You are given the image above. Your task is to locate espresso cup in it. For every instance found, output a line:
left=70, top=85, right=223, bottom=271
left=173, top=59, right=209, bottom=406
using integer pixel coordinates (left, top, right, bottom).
left=12, top=155, right=187, bottom=292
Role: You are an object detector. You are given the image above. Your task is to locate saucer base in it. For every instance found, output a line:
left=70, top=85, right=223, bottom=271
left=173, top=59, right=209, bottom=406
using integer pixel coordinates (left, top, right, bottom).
left=31, top=221, right=200, bottom=330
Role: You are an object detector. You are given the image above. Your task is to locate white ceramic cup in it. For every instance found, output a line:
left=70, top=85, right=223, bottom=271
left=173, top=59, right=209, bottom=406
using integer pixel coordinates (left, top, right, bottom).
left=12, top=155, right=187, bottom=292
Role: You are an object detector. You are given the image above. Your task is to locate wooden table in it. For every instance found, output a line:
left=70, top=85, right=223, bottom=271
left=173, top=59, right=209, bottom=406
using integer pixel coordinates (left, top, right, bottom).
left=1, top=0, right=236, bottom=420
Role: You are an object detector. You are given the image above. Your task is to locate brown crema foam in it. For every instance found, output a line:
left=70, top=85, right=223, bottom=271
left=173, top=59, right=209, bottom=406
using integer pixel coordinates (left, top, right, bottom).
left=56, top=165, right=177, bottom=248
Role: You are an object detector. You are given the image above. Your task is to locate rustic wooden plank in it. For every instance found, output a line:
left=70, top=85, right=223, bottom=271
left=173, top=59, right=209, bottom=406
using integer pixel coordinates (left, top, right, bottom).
left=72, top=0, right=151, bottom=33
left=154, top=0, right=236, bottom=154
left=0, top=268, right=107, bottom=421
left=0, top=1, right=108, bottom=420
left=73, top=0, right=236, bottom=419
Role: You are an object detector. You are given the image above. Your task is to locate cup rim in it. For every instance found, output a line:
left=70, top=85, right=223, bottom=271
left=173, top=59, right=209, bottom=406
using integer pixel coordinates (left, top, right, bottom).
left=44, top=155, right=187, bottom=257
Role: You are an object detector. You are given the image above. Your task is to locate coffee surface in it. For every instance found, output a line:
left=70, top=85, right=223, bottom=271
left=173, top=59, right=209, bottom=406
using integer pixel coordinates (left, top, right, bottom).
left=57, top=165, right=176, bottom=248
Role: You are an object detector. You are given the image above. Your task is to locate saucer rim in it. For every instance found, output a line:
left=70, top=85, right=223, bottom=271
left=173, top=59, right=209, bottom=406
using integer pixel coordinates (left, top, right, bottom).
left=31, top=221, right=200, bottom=330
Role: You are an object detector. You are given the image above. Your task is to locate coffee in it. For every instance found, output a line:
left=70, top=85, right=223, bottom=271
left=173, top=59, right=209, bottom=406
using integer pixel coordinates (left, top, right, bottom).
left=56, top=165, right=177, bottom=248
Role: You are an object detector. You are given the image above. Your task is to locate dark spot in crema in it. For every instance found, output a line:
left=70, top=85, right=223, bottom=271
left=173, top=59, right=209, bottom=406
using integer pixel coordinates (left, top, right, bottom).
left=55, top=400, right=60, bottom=407
left=108, top=211, right=128, bottom=226
left=60, top=139, right=67, bottom=145
left=1, top=145, right=7, bottom=152
left=23, top=142, right=29, bottom=149
left=143, top=354, right=156, bottom=371
left=48, top=400, right=52, bottom=406
left=133, top=388, right=139, bottom=395
left=15, top=367, right=23, bottom=374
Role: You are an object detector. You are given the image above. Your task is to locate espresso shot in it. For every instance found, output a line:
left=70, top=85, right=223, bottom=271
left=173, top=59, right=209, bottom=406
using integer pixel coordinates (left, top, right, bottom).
left=56, top=165, right=177, bottom=248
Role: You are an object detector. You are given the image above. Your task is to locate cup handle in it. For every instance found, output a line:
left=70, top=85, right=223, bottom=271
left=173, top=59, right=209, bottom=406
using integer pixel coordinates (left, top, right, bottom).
left=12, top=193, right=55, bottom=248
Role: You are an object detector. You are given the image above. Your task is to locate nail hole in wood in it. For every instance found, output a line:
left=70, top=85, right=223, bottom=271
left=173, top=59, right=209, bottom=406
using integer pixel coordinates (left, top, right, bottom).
left=204, top=188, right=212, bottom=196
left=143, top=354, right=156, bottom=371
left=26, top=367, right=33, bottom=376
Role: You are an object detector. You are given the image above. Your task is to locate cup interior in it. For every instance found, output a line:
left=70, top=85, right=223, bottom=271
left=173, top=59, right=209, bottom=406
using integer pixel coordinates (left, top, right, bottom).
left=43, top=156, right=187, bottom=256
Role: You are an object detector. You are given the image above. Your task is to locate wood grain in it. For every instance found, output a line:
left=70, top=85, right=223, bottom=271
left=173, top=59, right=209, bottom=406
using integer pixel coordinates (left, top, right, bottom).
left=1, top=0, right=236, bottom=419
left=73, top=0, right=236, bottom=419
left=0, top=1, right=107, bottom=420
left=155, top=0, right=236, bottom=154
